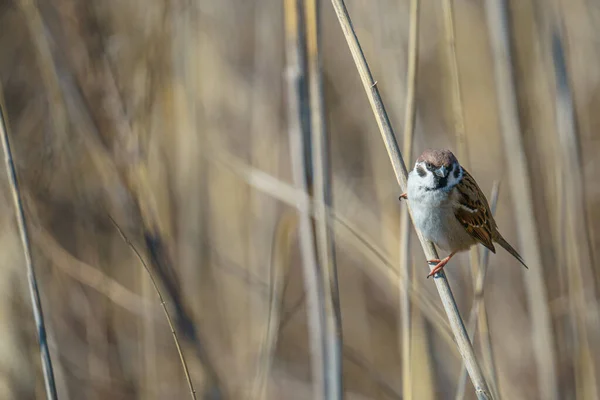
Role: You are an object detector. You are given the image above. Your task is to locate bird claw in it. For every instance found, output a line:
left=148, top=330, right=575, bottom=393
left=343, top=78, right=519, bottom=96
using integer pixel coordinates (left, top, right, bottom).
left=399, top=193, right=408, bottom=201
left=426, top=263, right=446, bottom=278
left=426, top=256, right=451, bottom=278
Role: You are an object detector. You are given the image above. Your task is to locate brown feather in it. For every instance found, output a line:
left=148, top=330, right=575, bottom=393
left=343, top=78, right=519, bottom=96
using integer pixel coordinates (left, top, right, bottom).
left=453, top=168, right=497, bottom=253
left=417, top=149, right=458, bottom=168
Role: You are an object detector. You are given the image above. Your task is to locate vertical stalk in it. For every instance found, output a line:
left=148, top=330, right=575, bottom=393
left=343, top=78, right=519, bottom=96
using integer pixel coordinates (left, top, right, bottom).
left=305, top=0, right=343, bottom=398
left=284, top=0, right=327, bottom=397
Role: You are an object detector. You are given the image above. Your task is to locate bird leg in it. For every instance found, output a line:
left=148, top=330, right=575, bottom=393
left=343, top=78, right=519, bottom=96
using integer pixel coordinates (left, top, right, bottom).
left=426, top=251, right=457, bottom=278
left=399, top=193, right=408, bottom=201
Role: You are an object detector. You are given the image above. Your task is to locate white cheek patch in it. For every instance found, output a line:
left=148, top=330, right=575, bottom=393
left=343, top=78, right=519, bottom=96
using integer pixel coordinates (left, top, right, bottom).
left=412, top=162, right=450, bottom=190
left=445, top=165, right=463, bottom=189
left=420, top=170, right=435, bottom=188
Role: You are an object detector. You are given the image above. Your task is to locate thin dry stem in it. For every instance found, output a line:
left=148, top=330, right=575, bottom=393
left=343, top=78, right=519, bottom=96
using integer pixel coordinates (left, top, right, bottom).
left=328, top=0, right=491, bottom=397
left=108, top=216, right=197, bottom=400
left=399, top=0, right=419, bottom=398
left=0, top=81, right=58, bottom=400
left=484, top=1, right=558, bottom=398
left=140, top=255, right=159, bottom=399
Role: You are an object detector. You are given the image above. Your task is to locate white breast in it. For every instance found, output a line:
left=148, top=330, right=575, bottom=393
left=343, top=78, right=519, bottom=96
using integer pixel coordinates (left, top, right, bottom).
left=406, top=169, right=475, bottom=252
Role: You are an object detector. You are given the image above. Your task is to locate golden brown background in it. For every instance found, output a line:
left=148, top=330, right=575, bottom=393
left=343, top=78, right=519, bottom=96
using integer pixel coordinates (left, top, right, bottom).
left=0, top=0, right=598, bottom=399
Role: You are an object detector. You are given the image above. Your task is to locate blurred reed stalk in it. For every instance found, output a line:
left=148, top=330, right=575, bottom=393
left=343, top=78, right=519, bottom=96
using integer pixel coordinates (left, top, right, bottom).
left=0, top=84, right=58, bottom=400
left=441, top=0, right=468, bottom=163
left=328, top=0, right=491, bottom=398
left=398, top=0, right=419, bottom=398
left=551, top=31, right=600, bottom=399
left=483, top=1, right=558, bottom=398
left=456, top=181, right=502, bottom=400
left=304, top=0, right=344, bottom=398
left=284, top=0, right=328, bottom=397
left=248, top=1, right=284, bottom=397
left=17, top=0, right=69, bottom=139
left=108, top=217, right=197, bottom=400
left=252, top=211, right=297, bottom=399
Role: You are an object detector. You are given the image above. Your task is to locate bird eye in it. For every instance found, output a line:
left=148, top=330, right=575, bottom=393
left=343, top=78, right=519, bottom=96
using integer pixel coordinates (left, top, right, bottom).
left=426, top=162, right=433, bottom=170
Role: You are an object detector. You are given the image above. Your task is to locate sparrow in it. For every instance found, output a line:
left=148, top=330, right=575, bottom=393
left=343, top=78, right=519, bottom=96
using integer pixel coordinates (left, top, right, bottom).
left=399, top=149, right=528, bottom=278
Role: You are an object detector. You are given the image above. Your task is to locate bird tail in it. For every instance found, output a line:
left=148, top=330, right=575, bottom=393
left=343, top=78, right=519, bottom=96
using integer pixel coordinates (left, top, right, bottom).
left=495, top=234, right=528, bottom=269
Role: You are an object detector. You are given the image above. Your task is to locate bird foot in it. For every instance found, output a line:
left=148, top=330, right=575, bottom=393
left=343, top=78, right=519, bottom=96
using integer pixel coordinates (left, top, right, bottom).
left=426, top=255, right=453, bottom=278
left=399, top=193, right=408, bottom=201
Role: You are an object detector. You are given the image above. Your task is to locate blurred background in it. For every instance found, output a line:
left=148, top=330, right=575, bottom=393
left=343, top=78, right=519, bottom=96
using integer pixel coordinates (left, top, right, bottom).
left=0, top=0, right=598, bottom=399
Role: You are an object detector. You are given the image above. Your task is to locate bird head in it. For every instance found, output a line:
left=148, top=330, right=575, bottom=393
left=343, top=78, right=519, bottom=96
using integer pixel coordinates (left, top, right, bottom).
left=413, top=149, right=462, bottom=191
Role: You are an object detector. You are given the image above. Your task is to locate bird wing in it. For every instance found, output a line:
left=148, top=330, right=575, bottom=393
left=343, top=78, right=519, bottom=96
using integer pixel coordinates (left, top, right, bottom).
left=453, top=169, right=496, bottom=253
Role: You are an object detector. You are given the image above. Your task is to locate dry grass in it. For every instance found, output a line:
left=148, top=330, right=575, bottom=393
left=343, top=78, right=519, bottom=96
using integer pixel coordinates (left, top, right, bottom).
left=108, top=215, right=197, bottom=400
left=0, top=0, right=599, bottom=399
left=0, top=77, right=57, bottom=399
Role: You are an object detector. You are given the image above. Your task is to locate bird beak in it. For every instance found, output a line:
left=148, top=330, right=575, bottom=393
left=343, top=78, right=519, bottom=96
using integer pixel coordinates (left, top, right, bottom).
left=435, top=166, right=448, bottom=178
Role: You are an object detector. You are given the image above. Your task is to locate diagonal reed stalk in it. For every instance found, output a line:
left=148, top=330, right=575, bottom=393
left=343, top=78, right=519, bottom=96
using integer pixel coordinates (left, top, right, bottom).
left=328, top=0, right=491, bottom=398
left=108, top=217, right=197, bottom=400
left=456, top=181, right=502, bottom=400
left=305, top=0, right=344, bottom=398
left=483, top=1, right=558, bottom=399
left=398, top=0, right=419, bottom=398
left=0, top=84, right=58, bottom=400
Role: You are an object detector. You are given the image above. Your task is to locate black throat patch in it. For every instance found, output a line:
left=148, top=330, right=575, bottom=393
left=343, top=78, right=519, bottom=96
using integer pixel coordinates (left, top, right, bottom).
left=433, top=174, right=448, bottom=190
left=422, top=174, right=449, bottom=191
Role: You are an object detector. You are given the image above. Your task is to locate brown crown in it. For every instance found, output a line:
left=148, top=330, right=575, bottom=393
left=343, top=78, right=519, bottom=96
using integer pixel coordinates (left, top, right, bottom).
left=416, top=149, right=458, bottom=168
